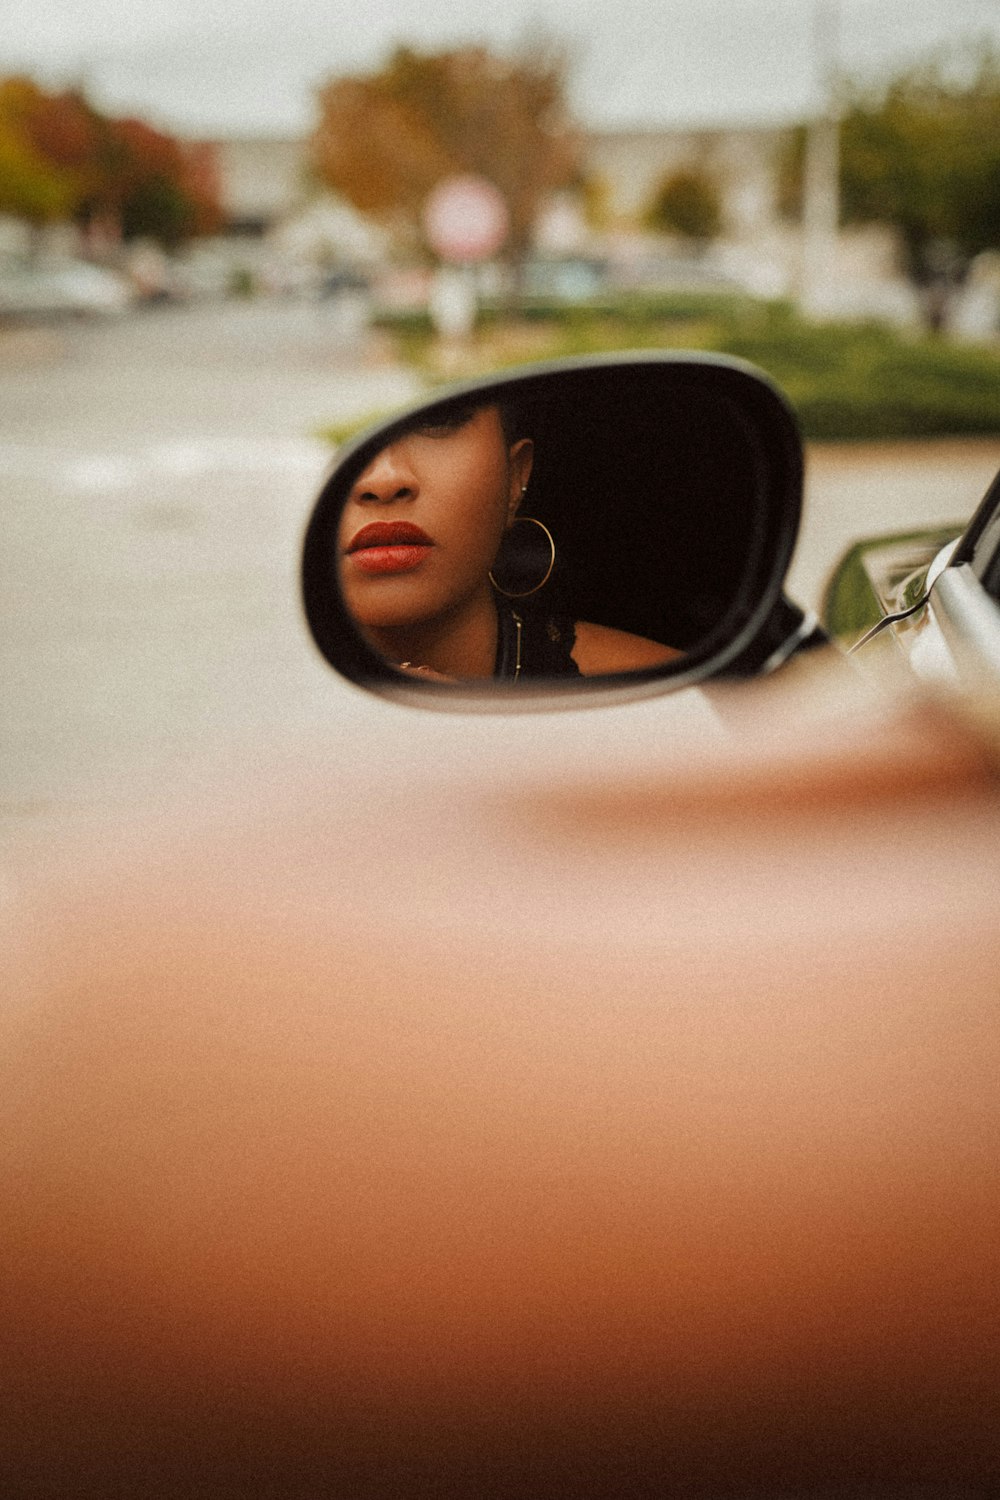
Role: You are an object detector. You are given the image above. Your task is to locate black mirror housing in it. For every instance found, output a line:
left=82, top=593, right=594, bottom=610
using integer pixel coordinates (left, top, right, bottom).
left=302, top=352, right=804, bottom=705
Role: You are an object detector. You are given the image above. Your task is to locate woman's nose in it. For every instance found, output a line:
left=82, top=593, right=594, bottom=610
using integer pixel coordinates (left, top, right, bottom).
left=352, top=443, right=418, bottom=504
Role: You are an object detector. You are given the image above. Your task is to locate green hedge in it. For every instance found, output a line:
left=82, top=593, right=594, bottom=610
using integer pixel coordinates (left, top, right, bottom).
left=369, top=295, right=1000, bottom=442
left=718, top=314, right=1000, bottom=440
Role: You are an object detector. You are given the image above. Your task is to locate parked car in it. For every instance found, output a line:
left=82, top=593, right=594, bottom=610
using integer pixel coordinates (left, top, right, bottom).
left=0, top=254, right=135, bottom=320
left=518, top=254, right=611, bottom=301
left=3, top=351, right=998, bottom=1497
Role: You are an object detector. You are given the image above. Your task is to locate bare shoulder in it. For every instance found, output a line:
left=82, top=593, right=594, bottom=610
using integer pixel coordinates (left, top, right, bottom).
left=571, top=619, right=682, bottom=675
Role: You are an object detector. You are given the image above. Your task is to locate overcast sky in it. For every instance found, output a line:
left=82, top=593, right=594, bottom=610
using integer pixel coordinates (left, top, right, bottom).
left=6, top=0, right=1000, bottom=137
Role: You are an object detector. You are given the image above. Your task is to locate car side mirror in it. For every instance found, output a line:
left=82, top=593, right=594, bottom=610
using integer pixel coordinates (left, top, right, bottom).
left=301, top=353, right=805, bottom=704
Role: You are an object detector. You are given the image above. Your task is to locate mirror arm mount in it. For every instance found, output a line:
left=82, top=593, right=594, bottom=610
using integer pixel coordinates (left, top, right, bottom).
left=715, top=595, right=828, bottom=678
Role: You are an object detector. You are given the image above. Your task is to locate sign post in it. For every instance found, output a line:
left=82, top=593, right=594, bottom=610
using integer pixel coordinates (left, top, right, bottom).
left=422, top=175, right=510, bottom=343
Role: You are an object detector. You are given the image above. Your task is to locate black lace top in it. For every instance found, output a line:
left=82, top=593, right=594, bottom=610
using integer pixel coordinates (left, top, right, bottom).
left=493, top=600, right=582, bottom=680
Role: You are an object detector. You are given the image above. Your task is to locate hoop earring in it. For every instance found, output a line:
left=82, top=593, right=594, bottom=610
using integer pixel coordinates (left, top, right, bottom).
left=489, top=516, right=556, bottom=599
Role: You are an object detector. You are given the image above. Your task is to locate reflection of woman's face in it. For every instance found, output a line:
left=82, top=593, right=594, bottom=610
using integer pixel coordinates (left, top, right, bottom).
left=339, top=405, right=533, bottom=633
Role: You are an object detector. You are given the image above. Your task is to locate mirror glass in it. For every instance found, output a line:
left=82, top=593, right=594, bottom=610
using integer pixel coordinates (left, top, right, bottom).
left=304, top=361, right=800, bottom=688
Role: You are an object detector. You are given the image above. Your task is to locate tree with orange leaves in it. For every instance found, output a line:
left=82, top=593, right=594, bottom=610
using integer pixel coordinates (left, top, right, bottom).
left=310, top=41, right=580, bottom=268
left=102, top=116, right=222, bottom=247
left=0, top=76, right=222, bottom=249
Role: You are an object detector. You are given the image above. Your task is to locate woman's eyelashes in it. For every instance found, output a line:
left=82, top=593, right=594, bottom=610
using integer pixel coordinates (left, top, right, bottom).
left=409, top=409, right=477, bottom=439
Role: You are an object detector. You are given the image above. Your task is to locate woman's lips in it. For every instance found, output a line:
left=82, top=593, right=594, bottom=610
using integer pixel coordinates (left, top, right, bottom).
left=345, top=520, right=434, bottom=576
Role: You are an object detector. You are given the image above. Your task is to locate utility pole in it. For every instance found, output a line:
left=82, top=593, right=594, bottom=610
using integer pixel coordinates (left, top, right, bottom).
left=800, top=0, right=841, bottom=317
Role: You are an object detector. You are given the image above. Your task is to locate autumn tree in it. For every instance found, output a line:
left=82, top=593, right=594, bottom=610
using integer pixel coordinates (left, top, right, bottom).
left=644, top=166, right=722, bottom=248
left=310, top=41, right=580, bottom=267
left=98, top=117, right=222, bottom=247
left=0, top=76, right=222, bottom=250
left=0, top=78, right=100, bottom=230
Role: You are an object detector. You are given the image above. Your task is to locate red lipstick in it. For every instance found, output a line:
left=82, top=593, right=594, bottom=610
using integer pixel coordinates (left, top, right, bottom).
left=345, top=520, right=434, bottom=576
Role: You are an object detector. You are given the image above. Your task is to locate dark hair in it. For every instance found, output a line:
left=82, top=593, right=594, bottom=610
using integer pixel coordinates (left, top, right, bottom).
left=439, top=397, right=526, bottom=447
left=497, top=398, right=527, bottom=447
left=394, top=396, right=525, bottom=448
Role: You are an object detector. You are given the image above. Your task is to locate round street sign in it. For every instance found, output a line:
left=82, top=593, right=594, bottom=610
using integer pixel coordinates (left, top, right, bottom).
left=422, top=175, right=510, bottom=264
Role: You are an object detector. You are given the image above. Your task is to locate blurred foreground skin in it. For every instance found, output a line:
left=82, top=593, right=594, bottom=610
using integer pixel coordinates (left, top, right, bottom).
left=2, top=665, right=999, bottom=1498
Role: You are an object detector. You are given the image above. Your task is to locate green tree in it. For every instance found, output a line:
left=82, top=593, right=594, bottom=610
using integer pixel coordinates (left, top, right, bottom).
left=310, top=41, right=580, bottom=267
left=644, top=166, right=722, bottom=248
left=838, top=45, right=1000, bottom=329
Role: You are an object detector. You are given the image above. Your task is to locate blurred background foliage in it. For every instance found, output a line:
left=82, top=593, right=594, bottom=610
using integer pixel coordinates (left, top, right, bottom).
left=307, top=36, right=1000, bottom=442
left=0, top=76, right=222, bottom=248
left=642, top=166, right=723, bottom=248
left=2, top=34, right=1000, bottom=443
